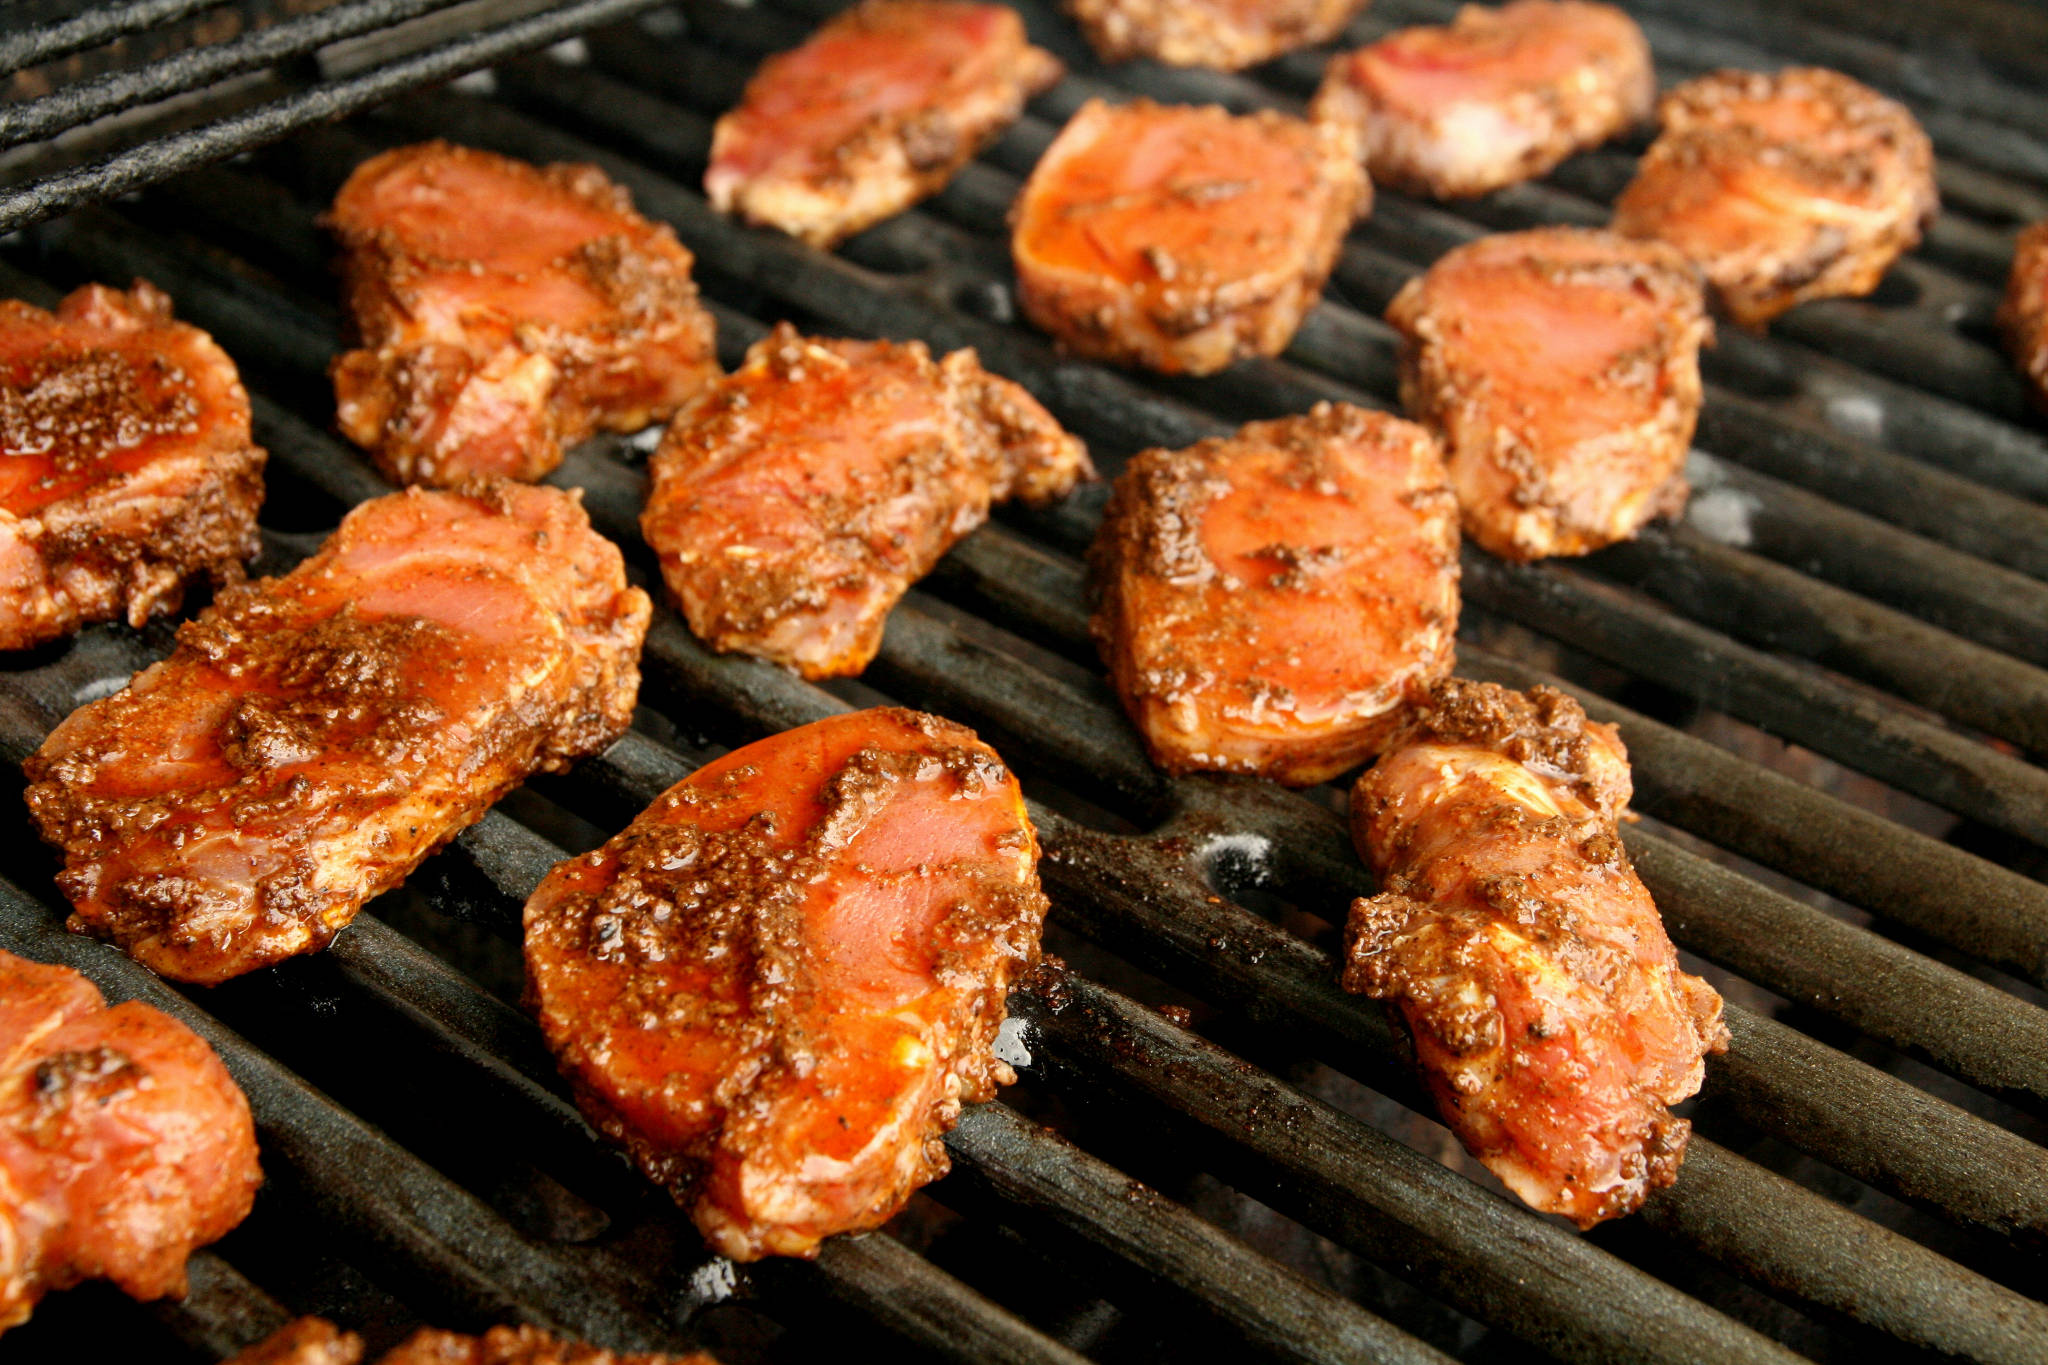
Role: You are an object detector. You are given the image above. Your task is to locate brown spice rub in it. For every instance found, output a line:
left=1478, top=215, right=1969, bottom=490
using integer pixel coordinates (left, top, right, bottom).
left=1311, top=1, right=1653, bottom=200
left=25, top=481, right=650, bottom=984
left=641, top=324, right=1090, bottom=679
left=0, top=280, right=263, bottom=650
left=1091, top=402, right=1459, bottom=785
left=1064, top=0, right=1367, bottom=71
left=1345, top=679, right=1727, bottom=1226
left=1011, top=99, right=1367, bottom=375
left=227, top=1317, right=722, bottom=1365
left=525, top=708, right=1047, bottom=1260
left=0, top=950, right=260, bottom=1332
left=1614, top=68, right=1937, bottom=328
left=1998, top=220, right=2048, bottom=414
left=328, top=142, right=720, bottom=486
left=706, top=0, right=1062, bottom=248
left=1387, top=227, right=1709, bottom=560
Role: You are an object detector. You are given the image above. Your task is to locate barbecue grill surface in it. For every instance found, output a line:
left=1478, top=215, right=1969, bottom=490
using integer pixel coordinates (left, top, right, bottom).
left=3, top=1, right=2048, bottom=1361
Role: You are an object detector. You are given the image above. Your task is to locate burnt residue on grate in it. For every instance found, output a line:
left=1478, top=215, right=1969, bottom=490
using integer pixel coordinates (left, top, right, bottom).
left=5, top=0, right=2048, bottom=1361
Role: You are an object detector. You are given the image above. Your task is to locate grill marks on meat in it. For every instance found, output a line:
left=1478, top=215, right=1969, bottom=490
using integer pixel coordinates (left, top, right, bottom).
left=1011, top=98, right=1367, bottom=375
left=1311, top=1, right=1653, bottom=200
left=25, top=482, right=650, bottom=984
left=1387, top=227, right=1709, bottom=560
left=328, top=142, right=720, bottom=486
left=1998, top=221, right=2048, bottom=413
left=1091, top=403, right=1459, bottom=785
left=0, top=950, right=259, bottom=1331
left=1344, top=680, right=1727, bottom=1227
left=641, top=324, right=1089, bottom=679
left=525, top=708, right=1048, bottom=1261
left=0, top=281, right=263, bottom=651
left=706, top=0, right=1061, bottom=249
left=1613, top=68, right=1937, bottom=329
left=1064, top=0, right=1367, bottom=71
left=227, top=1316, right=720, bottom=1365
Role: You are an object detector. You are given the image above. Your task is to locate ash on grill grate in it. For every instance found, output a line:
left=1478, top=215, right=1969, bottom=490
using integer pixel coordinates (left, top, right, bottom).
left=6, top=0, right=2048, bottom=1362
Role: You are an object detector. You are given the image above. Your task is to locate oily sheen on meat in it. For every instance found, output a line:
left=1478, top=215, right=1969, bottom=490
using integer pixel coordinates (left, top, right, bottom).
left=1386, top=227, right=1710, bottom=560
left=641, top=324, right=1089, bottom=679
left=26, top=482, right=650, bottom=983
left=225, top=1316, right=721, bottom=1365
left=328, top=142, right=720, bottom=485
left=0, top=280, right=263, bottom=651
left=525, top=708, right=1048, bottom=1260
left=1345, top=680, right=1728, bottom=1226
left=1091, top=403, right=1460, bottom=785
left=706, top=0, right=1062, bottom=247
left=0, top=950, right=259, bottom=1332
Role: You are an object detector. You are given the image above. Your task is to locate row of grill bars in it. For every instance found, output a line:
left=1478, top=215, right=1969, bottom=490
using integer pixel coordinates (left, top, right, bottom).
left=0, top=0, right=672, bottom=233
left=0, top=0, right=495, bottom=148
left=3, top=0, right=2048, bottom=1356
left=7, top=57, right=2048, bottom=1356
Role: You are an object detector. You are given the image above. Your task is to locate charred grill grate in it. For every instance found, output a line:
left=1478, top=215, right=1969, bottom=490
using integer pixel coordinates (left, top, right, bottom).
left=3, top=0, right=2048, bottom=1360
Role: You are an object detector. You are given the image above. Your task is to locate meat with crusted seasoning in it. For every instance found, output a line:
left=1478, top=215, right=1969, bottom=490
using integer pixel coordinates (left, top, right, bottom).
left=1998, top=220, right=2048, bottom=413
left=25, top=482, right=649, bottom=984
left=1386, top=227, right=1709, bottom=560
left=1091, top=403, right=1458, bottom=785
left=1345, top=679, right=1728, bottom=1226
left=641, top=323, right=1089, bottom=679
left=1312, top=1, right=1653, bottom=200
left=328, top=141, right=720, bottom=486
left=0, top=949, right=259, bottom=1332
left=0, top=280, right=262, bottom=651
left=526, top=707, right=1048, bottom=1260
left=1011, top=98, right=1366, bottom=375
left=226, top=1316, right=720, bottom=1365
left=707, top=0, right=1061, bottom=248
left=1064, top=0, right=1367, bottom=71
left=1613, top=68, right=1937, bottom=328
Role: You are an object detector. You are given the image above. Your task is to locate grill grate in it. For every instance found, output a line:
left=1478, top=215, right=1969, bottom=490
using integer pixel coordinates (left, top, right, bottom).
left=4, top=0, right=2048, bottom=1361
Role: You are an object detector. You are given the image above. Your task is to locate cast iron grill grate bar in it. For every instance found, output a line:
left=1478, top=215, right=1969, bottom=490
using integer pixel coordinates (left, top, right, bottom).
left=4, top=1, right=2048, bottom=1361
left=0, top=0, right=237, bottom=78
left=0, top=0, right=671, bottom=235
left=0, top=0, right=481, bottom=150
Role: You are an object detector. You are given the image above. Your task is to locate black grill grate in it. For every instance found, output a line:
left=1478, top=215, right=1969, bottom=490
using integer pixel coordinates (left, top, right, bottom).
left=4, top=0, right=2048, bottom=1361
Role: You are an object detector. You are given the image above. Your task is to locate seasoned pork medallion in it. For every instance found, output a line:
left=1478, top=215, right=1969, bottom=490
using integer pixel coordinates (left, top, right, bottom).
left=25, top=482, right=650, bottom=984
left=1064, top=0, right=1368, bottom=71
left=1613, top=68, right=1937, bottom=328
left=226, top=1319, right=366, bottom=1365
left=226, top=1316, right=721, bottom=1365
left=1386, top=227, right=1709, bottom=561
left=0, top=949, right=260, bottom=1332
left=707, top=0, right=1062, bottom=248
left=1011, top=98, right=1367, bottom=375
left=1345, top=679, right=1728, bottom=1226
left=0, top=281, right=263, bottom=651
left=328, top=141, right=720, bottom=486
left=1998, top=220, right=2048, bottom=414
left=1091, top=403, right=1458, bottom=785
left=526, top=708, right=1048, bottom=1261
left=1311, top=0, right=1653, bottom=200
left=641, top=323, right=1090, bottom=679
